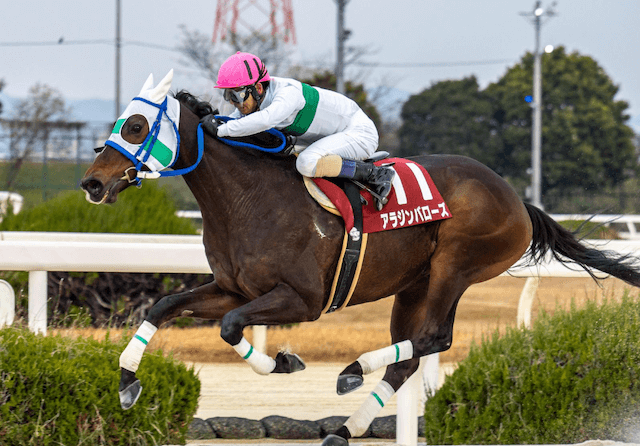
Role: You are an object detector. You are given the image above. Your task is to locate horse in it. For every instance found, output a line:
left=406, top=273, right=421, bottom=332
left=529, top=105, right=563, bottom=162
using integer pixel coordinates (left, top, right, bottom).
left=81, top=70, right=640, bottom=446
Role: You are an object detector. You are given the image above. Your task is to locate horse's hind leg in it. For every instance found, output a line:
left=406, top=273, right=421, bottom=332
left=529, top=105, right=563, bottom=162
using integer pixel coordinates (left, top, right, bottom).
left=327, top=277, right=445, bottom=445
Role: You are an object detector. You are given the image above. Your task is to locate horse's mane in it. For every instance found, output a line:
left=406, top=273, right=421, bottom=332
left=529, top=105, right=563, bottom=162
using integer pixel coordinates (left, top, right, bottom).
left=174, top=90, right=218, bottom=119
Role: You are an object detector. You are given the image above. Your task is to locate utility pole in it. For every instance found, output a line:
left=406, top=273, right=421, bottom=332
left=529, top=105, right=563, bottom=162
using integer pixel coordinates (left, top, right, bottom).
left=115, top=0, right=121, bottom=121
left=335, top=0, right=350, bottom=94
left=520, top=1, right=556, bottom=210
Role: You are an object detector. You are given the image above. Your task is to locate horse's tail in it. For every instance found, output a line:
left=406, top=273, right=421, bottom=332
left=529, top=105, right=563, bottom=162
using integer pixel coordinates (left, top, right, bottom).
left=524, top=202, right=640, bottom=287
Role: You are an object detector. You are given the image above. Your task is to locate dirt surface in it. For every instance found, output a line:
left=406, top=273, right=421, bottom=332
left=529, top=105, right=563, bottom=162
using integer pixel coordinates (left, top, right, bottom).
left=54, top=276, right=636, bottom=422
left=57, top=276, right=633, bottom=365
left=133, top=275, right=633, bottom=364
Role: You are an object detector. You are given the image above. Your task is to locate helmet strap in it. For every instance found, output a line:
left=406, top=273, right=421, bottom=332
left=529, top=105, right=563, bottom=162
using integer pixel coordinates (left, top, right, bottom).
left=249, top=83, right=266, bottom=105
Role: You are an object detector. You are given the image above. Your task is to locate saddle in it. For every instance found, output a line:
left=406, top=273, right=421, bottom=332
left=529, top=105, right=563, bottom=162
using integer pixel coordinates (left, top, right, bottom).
left=306, top=153, right=453, bottom=313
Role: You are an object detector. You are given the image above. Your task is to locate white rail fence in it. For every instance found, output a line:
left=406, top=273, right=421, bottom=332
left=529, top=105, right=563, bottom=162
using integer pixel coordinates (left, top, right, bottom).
left=1, top=232, right=639, bottom=446
left=179, top=210, right=640, bottom=241
left=550, top=214, right=640, bottom=240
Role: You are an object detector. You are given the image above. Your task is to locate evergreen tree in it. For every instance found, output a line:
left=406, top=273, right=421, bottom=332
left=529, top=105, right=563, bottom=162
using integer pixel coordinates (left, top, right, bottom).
left=486, top=46, right=635, bottom=191
left=397, top=76, right=500, bottom=166
left=398, top=47, right=636, bottom=197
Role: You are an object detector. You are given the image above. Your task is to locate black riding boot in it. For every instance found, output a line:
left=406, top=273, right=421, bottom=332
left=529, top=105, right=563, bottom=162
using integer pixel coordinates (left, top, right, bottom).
left=339, top=160, right=395, bottom=211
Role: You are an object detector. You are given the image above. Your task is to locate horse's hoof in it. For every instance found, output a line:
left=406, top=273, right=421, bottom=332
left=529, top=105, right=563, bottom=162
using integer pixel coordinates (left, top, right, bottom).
left=322, top=434, right=349, bottom=446
left=119, top=379, right=142, bottom=410
left=336, top=374, right=363, bottom=395
left=273, top=352, right=306, bottom=373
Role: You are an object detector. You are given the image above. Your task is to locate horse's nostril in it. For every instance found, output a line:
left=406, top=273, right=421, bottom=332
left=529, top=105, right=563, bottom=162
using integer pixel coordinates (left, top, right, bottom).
left=81, top=178, right=103, bottom=196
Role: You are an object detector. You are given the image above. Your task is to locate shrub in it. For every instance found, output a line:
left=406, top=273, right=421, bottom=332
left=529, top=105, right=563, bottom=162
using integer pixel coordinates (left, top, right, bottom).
left=424, top=292, right=640, bottom=444
left=0, top=182, right=198, bottom=234
left=0, top=325, right=200, bottom=446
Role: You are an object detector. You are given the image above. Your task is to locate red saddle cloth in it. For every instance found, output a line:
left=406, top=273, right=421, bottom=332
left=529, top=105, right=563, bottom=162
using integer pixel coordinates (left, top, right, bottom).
left=312, top=157, right=452, bottom=233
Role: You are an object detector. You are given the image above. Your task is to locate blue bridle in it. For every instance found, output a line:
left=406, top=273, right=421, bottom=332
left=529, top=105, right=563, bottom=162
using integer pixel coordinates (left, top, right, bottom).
left=104, top=96, right=204, bottom=186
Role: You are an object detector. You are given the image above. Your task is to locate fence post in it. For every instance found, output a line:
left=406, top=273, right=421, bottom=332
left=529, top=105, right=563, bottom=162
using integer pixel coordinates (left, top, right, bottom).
left=253, top=325, right=267, bottom=353
left=396, top=353, right=439, bottom=445
left=28, top=271, right=48, bottom=335
left=0, top=279, right=15, bottom=328
left=517, top=276, right=540, bottom=328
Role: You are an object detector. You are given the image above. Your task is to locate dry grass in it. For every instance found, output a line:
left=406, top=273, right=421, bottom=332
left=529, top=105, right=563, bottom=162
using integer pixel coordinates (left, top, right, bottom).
left=51, top=276, right=635, bottom=365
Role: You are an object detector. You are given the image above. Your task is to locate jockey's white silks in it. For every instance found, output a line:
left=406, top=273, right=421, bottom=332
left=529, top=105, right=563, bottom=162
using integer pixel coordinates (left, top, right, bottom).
left=119, top=321, right=158, bottom=373
left=357, top=339, right=413, bottom=374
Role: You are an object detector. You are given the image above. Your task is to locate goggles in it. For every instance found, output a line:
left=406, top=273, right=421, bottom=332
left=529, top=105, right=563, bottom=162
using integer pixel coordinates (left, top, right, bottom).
left=223, top=87, right=251, bottom=104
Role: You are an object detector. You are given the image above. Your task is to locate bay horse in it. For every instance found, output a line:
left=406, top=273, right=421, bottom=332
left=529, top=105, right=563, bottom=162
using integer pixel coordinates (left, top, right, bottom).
left=81, top=71, right=640, bottom=446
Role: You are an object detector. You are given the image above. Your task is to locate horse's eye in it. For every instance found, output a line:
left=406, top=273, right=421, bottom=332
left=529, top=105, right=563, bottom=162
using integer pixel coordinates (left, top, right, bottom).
left=132, top=124, right=142, bottom=133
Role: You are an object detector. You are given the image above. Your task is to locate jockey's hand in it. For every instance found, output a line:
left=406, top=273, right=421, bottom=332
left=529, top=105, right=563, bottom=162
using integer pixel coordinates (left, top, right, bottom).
left=199, top=114, right=219, bottom=137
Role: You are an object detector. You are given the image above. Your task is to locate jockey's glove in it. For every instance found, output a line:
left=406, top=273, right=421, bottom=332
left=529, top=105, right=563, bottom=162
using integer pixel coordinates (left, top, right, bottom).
left=200, top=114, right=219, bottom=137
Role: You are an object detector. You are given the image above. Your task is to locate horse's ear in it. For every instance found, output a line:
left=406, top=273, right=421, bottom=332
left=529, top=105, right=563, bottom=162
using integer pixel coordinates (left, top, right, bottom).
left=139, top=73, right=155, bottom=95
left=148, top=69, right=173, bottom=104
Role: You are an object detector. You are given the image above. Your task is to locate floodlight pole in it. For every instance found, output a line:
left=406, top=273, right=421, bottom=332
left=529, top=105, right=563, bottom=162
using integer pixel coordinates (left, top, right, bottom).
left=521, top=1, right=556, bottom=210
left=115, top=0, right=121, bottom=121
left=334, top=0, right=350, bottom=94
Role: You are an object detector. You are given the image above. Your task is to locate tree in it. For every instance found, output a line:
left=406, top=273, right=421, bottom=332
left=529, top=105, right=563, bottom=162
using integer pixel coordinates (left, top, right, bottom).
left=397, top=76, right=500, bottom=165
left=1, top=83, right=71, bottom=189
left=398, top=47, right=636, bottom=199
left=0, top=79, right=4, bottom=116
left=486, top=46, right=636, bottom=192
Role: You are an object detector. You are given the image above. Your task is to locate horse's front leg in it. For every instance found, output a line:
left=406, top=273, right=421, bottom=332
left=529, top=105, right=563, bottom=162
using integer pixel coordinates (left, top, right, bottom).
left=118, top=280, right=246, bottom=409
left=219, top=282, right=322, bottom=375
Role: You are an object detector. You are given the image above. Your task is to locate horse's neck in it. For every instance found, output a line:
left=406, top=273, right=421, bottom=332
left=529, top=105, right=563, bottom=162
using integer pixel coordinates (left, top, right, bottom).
left=178, top=124, right=281, bottom=237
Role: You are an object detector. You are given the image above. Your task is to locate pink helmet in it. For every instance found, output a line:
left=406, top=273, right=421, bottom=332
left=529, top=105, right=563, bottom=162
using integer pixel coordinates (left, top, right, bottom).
left=215, top=52, right=271, bottom=89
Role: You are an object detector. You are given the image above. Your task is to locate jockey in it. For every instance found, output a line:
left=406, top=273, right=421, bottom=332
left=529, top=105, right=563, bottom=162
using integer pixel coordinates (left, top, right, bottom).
left=200, top=51, right=395, bottom=210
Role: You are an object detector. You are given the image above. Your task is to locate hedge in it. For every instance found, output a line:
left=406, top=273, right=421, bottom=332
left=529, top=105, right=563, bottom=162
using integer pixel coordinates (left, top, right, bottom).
left=0, top=325, right=200, bottom=445
left=423, top=292, right=640, bottom=444
left=0, top=182, right=198, bottom=234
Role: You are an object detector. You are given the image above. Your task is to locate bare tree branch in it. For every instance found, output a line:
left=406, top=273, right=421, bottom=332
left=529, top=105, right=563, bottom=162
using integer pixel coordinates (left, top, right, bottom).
left=0, top=84, right=71, bottom=189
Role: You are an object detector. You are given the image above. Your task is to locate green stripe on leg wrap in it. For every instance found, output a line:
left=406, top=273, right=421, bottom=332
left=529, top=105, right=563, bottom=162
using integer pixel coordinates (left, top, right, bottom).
left=372, top=392, right=385, bottom=408
left=134, top=334, right=148, bottom=345
left=243, top=345, right=254, bottom=360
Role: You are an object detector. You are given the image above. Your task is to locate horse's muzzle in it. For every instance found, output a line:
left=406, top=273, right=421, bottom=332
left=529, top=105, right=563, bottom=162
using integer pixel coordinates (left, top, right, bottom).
left=81, top=176, right=114, bottom=204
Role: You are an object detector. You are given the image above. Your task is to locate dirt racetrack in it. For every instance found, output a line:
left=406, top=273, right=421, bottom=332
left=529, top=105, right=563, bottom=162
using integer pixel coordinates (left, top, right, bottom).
left=55, top=276, right=636, bottom=365
left=54, top=276, right=637, bottom=421
left=144, top=275, right=635, bottom=365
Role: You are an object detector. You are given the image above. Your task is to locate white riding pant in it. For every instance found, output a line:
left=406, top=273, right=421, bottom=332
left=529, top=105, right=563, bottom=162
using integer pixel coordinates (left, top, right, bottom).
left=295, top=109, right=379, bottom=177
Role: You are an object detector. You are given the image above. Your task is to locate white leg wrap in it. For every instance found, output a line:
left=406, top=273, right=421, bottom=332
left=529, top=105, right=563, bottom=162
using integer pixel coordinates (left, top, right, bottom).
left=344, top=381, right=395, bottom=437
left=119, top=321, right=158, bottom=373
left=233, top=337, right=276, bottom=375
left=357, top=340, right=413, bottom=375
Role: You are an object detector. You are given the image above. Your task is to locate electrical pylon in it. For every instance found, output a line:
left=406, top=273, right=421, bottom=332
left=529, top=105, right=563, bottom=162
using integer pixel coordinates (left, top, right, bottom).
left=212, top=0, right=297, bottom=45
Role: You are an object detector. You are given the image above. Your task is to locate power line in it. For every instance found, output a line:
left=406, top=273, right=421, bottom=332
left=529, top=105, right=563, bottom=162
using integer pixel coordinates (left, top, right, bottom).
left=1, top=38, right=514, bottom=68
left=0, top=39, right=180, bottom=53
left=354, top=58, right=514, bottom=68
left=0, top=39, right=111, bottom=47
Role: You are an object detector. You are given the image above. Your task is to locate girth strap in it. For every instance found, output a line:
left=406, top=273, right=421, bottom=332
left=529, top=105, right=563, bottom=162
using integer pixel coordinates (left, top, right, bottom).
left=324, top=180, right=368, bottom=314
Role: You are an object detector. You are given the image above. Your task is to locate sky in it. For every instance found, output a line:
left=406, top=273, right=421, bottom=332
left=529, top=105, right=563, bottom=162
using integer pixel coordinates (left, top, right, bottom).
left=1, top=0, right=639, bottom=130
